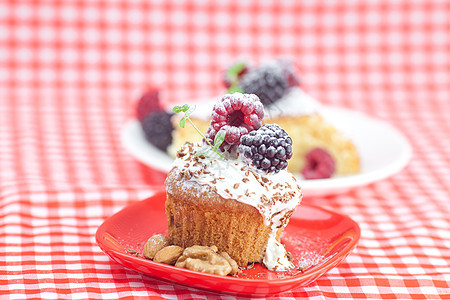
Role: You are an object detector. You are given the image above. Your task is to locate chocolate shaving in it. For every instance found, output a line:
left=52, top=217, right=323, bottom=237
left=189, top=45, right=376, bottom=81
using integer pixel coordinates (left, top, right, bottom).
left=260, top=194, right=270, bottom=204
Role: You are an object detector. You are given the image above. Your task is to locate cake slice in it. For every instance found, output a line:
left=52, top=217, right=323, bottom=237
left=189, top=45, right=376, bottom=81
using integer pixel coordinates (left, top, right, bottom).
left=167, top=59, right=359, bottom=179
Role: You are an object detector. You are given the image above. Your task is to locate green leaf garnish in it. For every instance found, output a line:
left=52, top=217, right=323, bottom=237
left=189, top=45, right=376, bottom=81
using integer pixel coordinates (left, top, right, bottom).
left=227, top=62, right=246, bottom=79
left=173, top=104, right=224, bottom=158
left=227, top=84, right=244, bottom=93
left=181, top=104, right=189, bottom=112
left=172, top=106, right=182, bottom=113
left=225, top=62, right=246, bottom=94
left=172, top=104, right=190, bottom=114
left=213, top=130, right=226, bottom=150
left=179, top=117, right=186, bottom=128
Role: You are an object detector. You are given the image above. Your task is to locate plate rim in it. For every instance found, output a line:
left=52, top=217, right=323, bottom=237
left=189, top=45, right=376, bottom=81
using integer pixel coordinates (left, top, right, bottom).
left=96, top=191, right=361, bottom=295
left=120, top=105, right=412, bottom=195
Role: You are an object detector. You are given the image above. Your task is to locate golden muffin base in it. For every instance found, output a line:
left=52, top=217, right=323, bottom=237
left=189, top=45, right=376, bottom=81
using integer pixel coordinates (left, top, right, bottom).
left=167, top=114, right=360, bottom=176
left=165, top=169, right=283, bottom=267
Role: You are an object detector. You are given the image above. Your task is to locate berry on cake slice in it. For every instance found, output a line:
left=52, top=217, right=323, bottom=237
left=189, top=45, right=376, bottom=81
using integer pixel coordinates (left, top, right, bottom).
left=301, top=148, right=335, bottom=179
left=239, top=63, right=288, bottom=107
left=226, top=59, right=300, bottom=107
left=136, top=89, right=162, bottom=122
left=204, top=93, right=264, bottom=154
left=276, top=58, right=301, bottom=88
left=141, top=110, right=174, bottom=152
left=239, top=124, right=293, bottom=173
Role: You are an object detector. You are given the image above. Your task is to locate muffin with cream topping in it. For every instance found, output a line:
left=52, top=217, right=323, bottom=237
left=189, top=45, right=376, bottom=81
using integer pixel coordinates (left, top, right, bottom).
left=165, top=93, right=302, bottom=270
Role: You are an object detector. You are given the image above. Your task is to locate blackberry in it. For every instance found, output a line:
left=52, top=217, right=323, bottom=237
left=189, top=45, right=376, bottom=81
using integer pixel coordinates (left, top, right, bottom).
left=205, top=93, right=264, bottom=154
left=239, top=63, right=289, bottom=106
left=141, top=110, right=174, bottom=151
left=136, top=89, right=161, bottom=122
left=301, top=148, right=335, bottom=179
left=238, top=124, right=293, bottom=173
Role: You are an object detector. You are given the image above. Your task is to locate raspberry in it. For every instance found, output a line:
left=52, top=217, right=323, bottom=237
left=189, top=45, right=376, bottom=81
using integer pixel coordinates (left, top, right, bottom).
left=277, top=58, right=301, bottom=88
left=136, top=89, right=161, bottom=122
left=239, top=62, right=289, bottom=106
left=301, top=148, right=335, bottom=179
left=205, top=93, right=264, bottom=154
left=141, top=110, right=174, bottom=151
left=238, top=124, right=293, bottom=173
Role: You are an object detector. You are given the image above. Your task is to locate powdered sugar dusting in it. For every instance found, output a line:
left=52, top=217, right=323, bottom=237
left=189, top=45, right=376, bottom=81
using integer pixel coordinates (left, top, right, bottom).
left=264, top=87, right=321, bottom=119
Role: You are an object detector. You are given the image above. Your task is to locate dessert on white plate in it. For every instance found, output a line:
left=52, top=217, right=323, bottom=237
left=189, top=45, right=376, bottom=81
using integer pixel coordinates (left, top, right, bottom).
left=138, top=59, right=360, bottom=180
left=125, top=58, right=411, bottom=196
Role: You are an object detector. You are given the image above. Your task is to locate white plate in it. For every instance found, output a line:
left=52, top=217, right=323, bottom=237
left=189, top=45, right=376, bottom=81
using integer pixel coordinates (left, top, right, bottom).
left=121, top=106, right=412, bottom=196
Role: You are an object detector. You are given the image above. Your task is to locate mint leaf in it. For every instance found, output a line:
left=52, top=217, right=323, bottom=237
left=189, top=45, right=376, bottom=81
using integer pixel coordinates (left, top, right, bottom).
left=213, top=130, right=226, bottom=149
left=172, top=105, right=183, bottom=113
left=225, top=62, right=246, bottom=94
left=179, top=117, right=186, bottom=128
left=227, top=84, right=244, bottom=93
left=227, top=62, right=246, bottom=79
left=180, top=104, right=189, bottom=112
left=173, top=104, right=190, bottom=113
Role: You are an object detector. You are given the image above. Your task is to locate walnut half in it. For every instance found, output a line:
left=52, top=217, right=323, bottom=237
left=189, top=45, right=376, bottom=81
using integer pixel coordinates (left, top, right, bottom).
left=175, top=245, right=237, bottom=276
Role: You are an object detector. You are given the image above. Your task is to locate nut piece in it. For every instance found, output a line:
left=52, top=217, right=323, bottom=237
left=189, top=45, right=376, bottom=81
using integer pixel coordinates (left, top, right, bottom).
left=153, top=245, right=184, bottom=265
left=175, top=245, right=232, bottom=276
left=143, top=234, right=170, bottom=260
left=220, top=252, right=239, bottom=275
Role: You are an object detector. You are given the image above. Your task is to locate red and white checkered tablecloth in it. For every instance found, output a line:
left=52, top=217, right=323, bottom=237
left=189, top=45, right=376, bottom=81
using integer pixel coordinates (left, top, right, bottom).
left=1, top=1, right=449, bottom=299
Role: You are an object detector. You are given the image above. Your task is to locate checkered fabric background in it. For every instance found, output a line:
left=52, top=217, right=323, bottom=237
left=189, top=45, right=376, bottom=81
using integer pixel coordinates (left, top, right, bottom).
left=1, top=0, right=449, bottom=299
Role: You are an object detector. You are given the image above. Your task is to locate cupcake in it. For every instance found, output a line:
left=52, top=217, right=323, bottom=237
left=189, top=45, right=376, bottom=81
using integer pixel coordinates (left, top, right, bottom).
left=165, top=93, right=302, bottom=270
